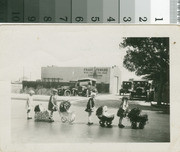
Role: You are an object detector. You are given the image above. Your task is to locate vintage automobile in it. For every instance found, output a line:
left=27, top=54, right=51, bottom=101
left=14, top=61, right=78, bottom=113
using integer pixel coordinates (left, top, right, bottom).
left=57, top=85, right=72, bottom=96
left=53, top=78, right=98, bottom=97
left=119, top=81, right=132, bottom=95
left=129, top=80, right=150, bottom=100
left=76, top=78, right=97, bottom=97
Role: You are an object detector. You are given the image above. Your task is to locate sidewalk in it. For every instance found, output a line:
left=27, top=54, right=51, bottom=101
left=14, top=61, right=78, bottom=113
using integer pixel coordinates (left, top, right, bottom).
left=11, top=93, right=87, bottom=102
left=11, top=93, right=151, bottom=107
left=11, top=93, right=169, bottom=113
left=11, top=93, right=121, bottom=102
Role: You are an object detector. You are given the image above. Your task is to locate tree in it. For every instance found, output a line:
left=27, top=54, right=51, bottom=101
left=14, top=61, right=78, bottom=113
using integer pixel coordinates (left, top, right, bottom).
left=120, top=38, right=169, bottom=105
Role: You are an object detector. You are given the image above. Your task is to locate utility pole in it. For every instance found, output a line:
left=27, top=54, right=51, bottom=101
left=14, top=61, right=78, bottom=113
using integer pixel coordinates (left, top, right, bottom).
left=23, top=67, right=24, bottom=81
left=30, top=72, right=31, bottom=81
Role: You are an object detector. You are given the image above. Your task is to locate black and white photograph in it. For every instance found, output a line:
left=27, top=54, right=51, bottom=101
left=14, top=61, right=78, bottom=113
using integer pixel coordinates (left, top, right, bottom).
left=0, top=25, right=179, bottom=152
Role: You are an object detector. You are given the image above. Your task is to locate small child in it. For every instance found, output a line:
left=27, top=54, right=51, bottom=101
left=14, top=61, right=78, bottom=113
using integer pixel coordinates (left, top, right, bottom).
left=117, top=97, right=129, bottom=128
left=26, top=90, right=35, bottom=119
left=48, top=89, right=58, bottom=122
left=85, top=93, right=96, bottom=125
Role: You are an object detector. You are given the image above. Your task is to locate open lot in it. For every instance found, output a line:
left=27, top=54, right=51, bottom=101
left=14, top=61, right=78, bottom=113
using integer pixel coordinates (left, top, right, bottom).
left=11, top=94, right=170, bottom=143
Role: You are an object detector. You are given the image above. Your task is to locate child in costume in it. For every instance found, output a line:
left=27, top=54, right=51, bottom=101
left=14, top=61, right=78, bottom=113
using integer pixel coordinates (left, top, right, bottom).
left=85, top=93, right=96, bottom=125
left=59, top=100, right=75, bottom=124
left=48, top=89, right=58, bottom=122
left=26, top=90, right=35, bottom=119
left=117, top=97, right=129, bottom=128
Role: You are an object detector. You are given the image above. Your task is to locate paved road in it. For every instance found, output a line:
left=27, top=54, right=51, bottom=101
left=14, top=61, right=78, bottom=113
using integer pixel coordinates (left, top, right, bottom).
left=11, top=95, right=170, bottom=143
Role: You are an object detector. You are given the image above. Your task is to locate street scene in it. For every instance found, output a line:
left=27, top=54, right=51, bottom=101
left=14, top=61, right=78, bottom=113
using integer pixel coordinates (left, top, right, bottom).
left=11, top=93, right=170, bottom=143
left=7, top=35, right=170, bottom=143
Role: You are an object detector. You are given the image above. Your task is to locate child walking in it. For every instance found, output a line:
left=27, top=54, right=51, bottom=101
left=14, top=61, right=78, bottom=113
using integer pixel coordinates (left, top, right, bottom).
left=26, top=90, right=35, bottom=119
left=48, top=89, right=58, bottom=122
left=117, top=97, right=129, bottom=128
left=85, top=93, right=96, bottom=125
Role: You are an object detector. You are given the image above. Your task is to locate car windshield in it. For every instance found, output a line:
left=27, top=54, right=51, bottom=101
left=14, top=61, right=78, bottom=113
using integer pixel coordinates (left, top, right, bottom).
left=79, top=81, right=89, bottom=86
left=78, top=79, right=96, bottom=86
left=134, top=81, right=148, bottom=87
left=122, top=82, right=132, bottom=89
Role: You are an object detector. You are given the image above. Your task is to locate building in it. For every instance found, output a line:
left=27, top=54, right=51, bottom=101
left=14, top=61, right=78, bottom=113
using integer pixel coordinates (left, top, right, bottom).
left=41, top=66, right=121, bottom=94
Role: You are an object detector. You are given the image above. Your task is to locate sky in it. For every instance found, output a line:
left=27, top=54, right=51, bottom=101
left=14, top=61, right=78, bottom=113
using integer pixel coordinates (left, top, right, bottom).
left=0, top=25, right=141, bottom=82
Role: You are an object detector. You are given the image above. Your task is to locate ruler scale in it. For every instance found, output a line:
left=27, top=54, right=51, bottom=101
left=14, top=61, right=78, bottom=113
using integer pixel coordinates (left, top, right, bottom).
left=0, top=0, right=8, bottom=22
left=24, top=0, right=39, bottom=23
left=170, top=0, right=177, bottom=23
left=72, top=0, right=87, bottom=23
left=39, top=0, right=55, bottom=23
left=0, top=0, right=179, bottom=24
left=7, top=0, right=24, bottom=23
left=120, top=0, right=135, bottom=23
left=135, top=0, right=150, bottom=24
left=103, top=0, right=118, bottom=23
left=55, top=0, right=72, bottom=23
left=87, top=0, right=103, bottom=23
left=151, top=0, right=170, bottom=24
left=177, top=0, right=180, bottom=24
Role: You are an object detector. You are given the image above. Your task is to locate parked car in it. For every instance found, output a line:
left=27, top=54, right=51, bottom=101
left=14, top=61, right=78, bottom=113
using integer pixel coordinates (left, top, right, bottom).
left=119, top=81, right=132, bottom=95
left=129, top=80, right=150, bottom=100
left=76, top=78, right=97, bottom=97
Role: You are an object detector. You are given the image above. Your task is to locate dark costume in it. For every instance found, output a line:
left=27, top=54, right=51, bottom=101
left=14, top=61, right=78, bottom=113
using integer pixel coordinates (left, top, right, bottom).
left=48, top=95, right=58, bottom=111
left=128, top=108, right=148, bottom=129
left=117, top=107, right=127, bottom=118
left=85, top=97, right=95, bottom=112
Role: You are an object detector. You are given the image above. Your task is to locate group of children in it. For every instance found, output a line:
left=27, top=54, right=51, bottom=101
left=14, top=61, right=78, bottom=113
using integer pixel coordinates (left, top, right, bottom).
left=26, top=89, right=147, bottom=129
left=26, top=89, right=59, bottom=121
left=85, top=93, right=129, bottom=128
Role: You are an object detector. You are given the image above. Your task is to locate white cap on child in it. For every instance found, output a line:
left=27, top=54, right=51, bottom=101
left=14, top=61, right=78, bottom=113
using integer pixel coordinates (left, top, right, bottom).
left=29, top=90, right=35, bottom=94
left=91, top=92, right=96, bottom=97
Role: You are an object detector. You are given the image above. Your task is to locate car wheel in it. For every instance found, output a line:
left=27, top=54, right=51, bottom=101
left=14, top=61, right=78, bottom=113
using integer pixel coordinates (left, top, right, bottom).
left=64, top=90, right=71, bottom=96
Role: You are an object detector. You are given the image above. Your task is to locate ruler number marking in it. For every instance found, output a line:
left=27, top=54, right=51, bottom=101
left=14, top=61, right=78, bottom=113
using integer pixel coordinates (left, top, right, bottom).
left=107, top=17, right=115, bottom=22
left=75, top=17, right=84, bottom=22
left=155, top=18, right=163, bottom=21
left=60, top=16, right=68, bottom=22
left=43, top=16, right=52, bottom=22
left=12, top=12, right=21, bottom=21
left=123, top=17, right=131, bottom=22
left=139, top=17, right=147, bottom=22
left=28, top=16, right=36, bottom=22
left=91, top=17, right=100, bottom=22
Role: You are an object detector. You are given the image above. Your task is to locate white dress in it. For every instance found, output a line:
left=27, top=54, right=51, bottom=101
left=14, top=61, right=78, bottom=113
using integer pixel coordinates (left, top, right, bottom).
left=122, top=101, right=128, bottom=111
left=26, top=95, right=34, bottom=110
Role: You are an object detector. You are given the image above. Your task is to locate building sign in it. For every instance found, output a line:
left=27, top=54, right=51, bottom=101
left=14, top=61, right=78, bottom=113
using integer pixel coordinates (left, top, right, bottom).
left=42, top=66, right=111, bottom=84
left=84, top=67, right=109, bottom=79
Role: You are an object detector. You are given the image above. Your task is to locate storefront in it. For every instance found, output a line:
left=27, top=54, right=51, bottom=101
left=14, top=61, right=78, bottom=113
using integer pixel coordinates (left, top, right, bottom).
left=41, top=66, right=121, bottom=94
